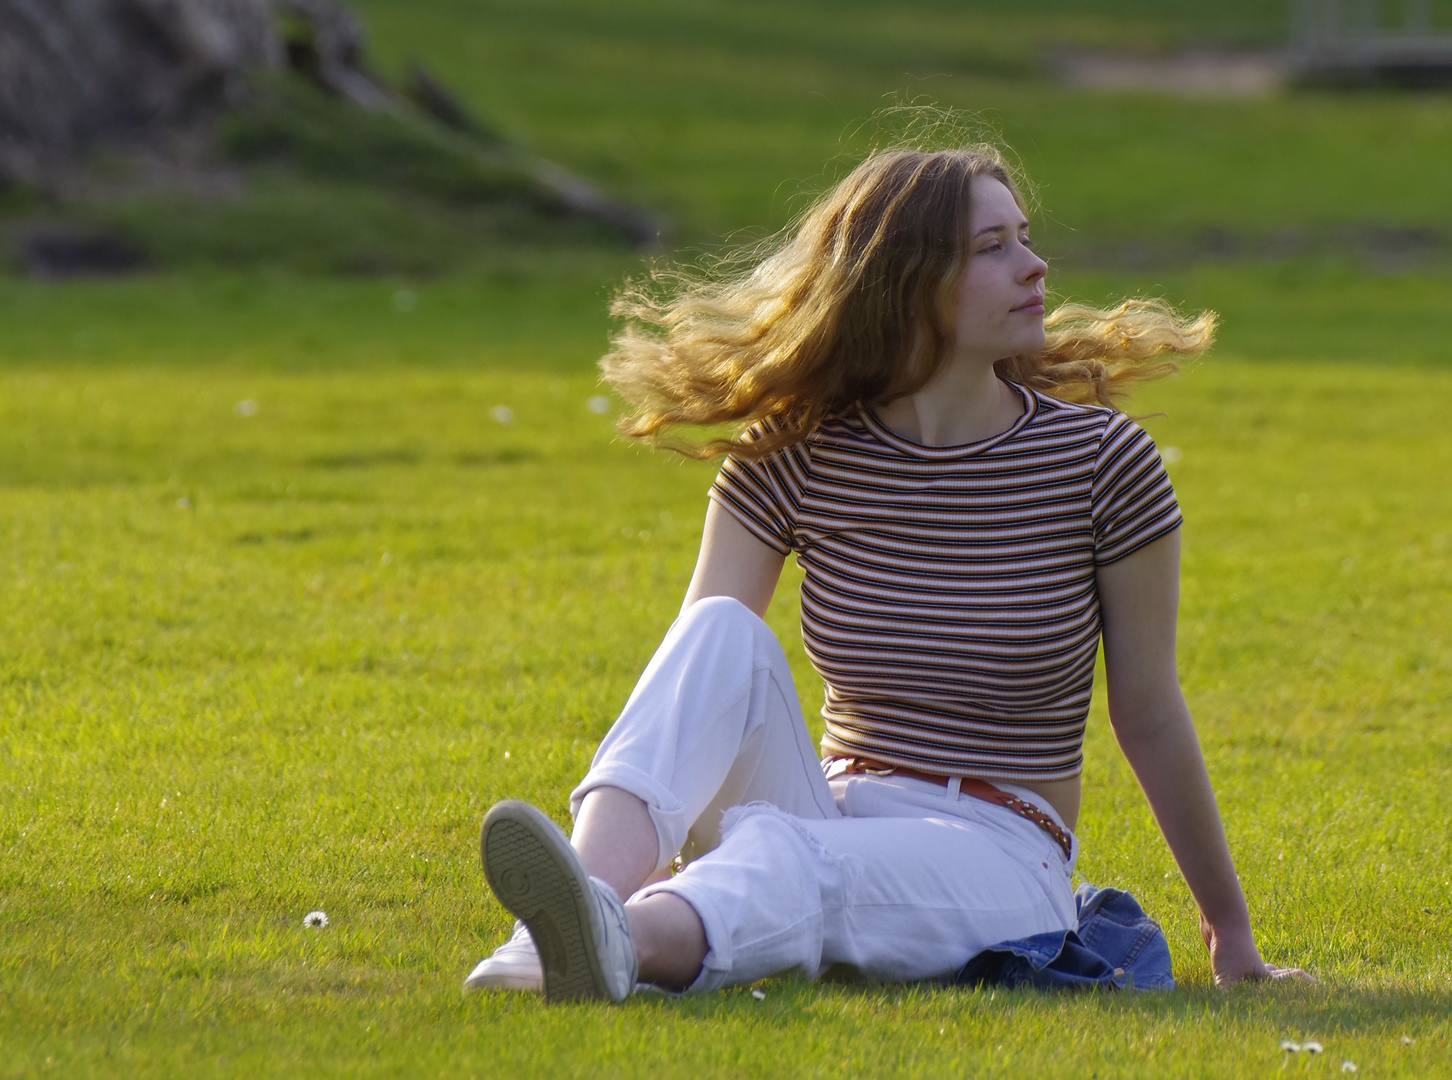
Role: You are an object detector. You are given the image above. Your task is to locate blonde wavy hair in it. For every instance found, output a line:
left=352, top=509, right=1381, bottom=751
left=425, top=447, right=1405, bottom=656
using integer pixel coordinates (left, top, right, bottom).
left=601, top=144, right=1215, bottom=459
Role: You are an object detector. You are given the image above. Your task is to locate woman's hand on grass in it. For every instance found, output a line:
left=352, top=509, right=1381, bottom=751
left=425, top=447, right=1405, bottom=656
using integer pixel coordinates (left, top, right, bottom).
left=1200, top=914, right=1316, bottom=986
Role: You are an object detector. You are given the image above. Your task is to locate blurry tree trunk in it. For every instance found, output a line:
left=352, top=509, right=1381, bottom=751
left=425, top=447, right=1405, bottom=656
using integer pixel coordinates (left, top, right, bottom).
left=0, top=0, right=666, bottom=246
left=0, top=0, right=384, bottom=184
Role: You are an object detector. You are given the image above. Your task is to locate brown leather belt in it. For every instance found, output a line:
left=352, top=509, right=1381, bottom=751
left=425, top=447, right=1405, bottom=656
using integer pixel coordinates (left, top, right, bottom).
left=834, top=757, right=1074, bottom=863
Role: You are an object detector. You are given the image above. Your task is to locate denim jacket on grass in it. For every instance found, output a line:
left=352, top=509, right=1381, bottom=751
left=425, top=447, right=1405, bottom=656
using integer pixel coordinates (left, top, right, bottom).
left=956, top=883, right=1175, bottom=991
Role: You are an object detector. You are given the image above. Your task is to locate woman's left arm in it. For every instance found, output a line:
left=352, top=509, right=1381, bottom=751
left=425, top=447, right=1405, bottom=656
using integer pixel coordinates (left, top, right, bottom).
left=1097, top=530, right=1309, bottom=986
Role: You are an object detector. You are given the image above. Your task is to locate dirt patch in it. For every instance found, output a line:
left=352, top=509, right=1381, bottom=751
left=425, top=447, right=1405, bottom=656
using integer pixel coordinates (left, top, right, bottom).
left=1053, top=48, right=1287, bottom=97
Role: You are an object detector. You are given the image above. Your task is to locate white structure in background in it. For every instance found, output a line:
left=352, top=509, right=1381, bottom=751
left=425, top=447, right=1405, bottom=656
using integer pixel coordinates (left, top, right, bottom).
left=1291, top=0, right=1452, bottom=84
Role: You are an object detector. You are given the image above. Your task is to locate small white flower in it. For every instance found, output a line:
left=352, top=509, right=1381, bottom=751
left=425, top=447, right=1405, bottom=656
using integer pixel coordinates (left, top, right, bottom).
left=1281, top=1041, right=1301, bottom=1052
left=1402, top=1035, right=1415, bottom=1045
left=393, top=289, right=417, bottom=313
left=586, top=396, right=610, bottom=414
left=491, top=405, right=514, bottom=424
left=234, top=399, right=258, bottom=417
left=1159, top=446, right=1182, bottom=464
left=304, top=910, right=329, bottom=929
left=1304, top=1041, right=1323, bottom=1054
left=750, top=988, right=766, bottom=1000
left=1341, top=1062, right=1358, bottom=1073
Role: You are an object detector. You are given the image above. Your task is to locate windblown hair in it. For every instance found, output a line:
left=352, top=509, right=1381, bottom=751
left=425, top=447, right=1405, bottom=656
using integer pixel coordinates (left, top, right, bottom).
left=601, top=145, right=1215, bottom=460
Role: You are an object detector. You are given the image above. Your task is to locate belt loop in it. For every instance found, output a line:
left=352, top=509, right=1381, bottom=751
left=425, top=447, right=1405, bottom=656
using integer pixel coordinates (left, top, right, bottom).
left=945, top=775, right=962, bottom=801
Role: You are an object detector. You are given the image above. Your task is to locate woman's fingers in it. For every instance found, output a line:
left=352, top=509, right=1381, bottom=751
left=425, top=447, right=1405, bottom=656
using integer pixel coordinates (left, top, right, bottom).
left=1214, top=959, right=1318, bottom=986
left=1264, top=963, right=1318, bottom=983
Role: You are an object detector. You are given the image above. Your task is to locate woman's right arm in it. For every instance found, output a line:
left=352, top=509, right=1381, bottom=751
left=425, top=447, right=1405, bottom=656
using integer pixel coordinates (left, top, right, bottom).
left=681, top=500, right=787, bottom=618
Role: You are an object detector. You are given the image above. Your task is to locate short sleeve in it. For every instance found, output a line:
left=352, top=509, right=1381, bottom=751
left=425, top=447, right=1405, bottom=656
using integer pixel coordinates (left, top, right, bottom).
left=1091, top=413, right=1182, bottom=565
left=707, top=418, right=811, bottom=556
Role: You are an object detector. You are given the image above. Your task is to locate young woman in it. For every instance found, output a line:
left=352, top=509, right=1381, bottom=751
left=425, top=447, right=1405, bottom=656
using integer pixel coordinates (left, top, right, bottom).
left=464, top=144, right=1307, bottom=1000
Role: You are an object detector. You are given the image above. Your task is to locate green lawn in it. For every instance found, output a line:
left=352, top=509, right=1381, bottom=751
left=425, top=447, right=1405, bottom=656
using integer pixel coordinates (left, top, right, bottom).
left=4, top=0, right=1452, bottom=1075
left=2, top=295, right=1450, bottom=1077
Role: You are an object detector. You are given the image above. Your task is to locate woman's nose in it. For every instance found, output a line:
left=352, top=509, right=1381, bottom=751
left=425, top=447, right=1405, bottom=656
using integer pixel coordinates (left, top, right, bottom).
left=1021, top=247, right=1048, bottom=282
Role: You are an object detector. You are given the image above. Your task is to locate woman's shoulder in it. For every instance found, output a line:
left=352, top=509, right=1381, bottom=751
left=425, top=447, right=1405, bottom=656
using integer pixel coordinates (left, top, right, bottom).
left=1015, top=386, right=1126, bottom=442
left=727, top=414, right=824, bottom=472
left=1020, top=385, right=1115, bottom=420
left=745, top=410, right=869, bottom=452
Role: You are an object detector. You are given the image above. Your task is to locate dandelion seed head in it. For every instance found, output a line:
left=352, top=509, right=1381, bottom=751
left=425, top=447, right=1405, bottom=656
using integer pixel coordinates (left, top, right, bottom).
left=491, top=405, right=514, bottom=424
left=234, top=399, right=258, bottom=418
left=304, top=910, right=329, bottom=929
left=1159, top=446, right=1182, bottom=464
left=586, top=396, right=610, bottom=414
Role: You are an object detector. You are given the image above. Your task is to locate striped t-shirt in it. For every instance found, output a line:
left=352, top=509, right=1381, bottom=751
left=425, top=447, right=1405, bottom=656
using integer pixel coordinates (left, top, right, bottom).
left=708, top=382, right=1181, bottom=782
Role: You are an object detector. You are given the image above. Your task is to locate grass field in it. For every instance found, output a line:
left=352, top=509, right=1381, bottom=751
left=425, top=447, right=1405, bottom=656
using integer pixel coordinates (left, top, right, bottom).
left=3, top=341, right=1450, bottom=1078
left=3, top=0, right=1452, bottom=1076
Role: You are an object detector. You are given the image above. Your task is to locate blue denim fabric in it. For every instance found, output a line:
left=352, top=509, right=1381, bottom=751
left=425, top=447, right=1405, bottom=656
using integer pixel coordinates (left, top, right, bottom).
left=956, top=883, right=1175, bottom=991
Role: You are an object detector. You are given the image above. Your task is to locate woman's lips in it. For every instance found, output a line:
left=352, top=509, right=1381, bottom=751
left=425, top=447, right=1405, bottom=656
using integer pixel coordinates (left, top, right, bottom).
left=1012, top=299, right=1045, bottom=314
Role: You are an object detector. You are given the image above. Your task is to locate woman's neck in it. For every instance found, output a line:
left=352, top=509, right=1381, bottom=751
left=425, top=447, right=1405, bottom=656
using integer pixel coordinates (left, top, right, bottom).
left=874, top=359, right=1022, bottom=447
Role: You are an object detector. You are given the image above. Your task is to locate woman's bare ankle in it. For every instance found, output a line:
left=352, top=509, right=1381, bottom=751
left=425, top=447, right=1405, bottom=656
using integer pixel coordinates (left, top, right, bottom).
left=626, top=892, right=707, bottom=989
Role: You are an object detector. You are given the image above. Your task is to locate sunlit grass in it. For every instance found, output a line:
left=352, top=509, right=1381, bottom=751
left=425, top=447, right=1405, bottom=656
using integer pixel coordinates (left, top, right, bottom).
left=3, top=0, right=1450, bottom=1073
left=1, top=343, right=1449, bottom=1076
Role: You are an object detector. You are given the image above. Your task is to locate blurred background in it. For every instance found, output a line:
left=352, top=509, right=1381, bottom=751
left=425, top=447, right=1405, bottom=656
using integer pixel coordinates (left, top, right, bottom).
left=2, top=0, right=1450, bottom=370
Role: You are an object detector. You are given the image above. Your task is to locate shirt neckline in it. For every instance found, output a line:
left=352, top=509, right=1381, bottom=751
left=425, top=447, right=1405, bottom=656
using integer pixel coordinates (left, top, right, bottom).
left=857, top=381, right=1038, bottom=460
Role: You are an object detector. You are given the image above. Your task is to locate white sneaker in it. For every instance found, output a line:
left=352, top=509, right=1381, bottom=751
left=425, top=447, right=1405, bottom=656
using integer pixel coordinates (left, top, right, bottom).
left=462, top=920, right=543, bottom=993
left=479, top=799, right=638, bottom=1003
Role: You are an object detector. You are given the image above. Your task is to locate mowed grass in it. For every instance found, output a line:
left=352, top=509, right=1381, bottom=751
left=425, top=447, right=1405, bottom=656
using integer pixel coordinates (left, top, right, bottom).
left=4, top=0, right=1452, bottom=1074
left=2, top=291, right=1451, bottom=1075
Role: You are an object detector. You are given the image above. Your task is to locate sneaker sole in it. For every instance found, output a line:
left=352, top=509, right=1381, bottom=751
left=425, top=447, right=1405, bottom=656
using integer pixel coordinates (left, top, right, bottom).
left=479, top=800, right=611, bottom=1003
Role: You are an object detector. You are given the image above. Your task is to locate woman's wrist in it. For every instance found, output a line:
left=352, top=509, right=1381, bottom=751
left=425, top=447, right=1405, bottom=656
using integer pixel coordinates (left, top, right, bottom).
left=1200, top=903, right=1253, bottom=939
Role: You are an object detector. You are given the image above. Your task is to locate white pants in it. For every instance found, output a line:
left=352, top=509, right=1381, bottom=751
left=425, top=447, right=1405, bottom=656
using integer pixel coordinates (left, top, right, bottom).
left=568, top=596, right=1079, bottom=993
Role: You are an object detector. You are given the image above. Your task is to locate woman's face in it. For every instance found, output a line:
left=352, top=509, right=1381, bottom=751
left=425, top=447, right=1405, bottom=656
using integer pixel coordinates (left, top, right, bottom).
left=951, top=176, right=1048, bottom=364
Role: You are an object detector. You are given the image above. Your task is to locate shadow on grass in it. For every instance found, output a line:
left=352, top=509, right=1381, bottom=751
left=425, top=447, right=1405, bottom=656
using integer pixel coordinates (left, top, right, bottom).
left=610, top=975, right=1452, bottom=1034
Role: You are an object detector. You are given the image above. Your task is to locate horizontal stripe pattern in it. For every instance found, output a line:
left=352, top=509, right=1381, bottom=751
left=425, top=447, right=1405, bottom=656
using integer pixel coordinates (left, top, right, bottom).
left=710, top=383, right=1180, bottom=782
